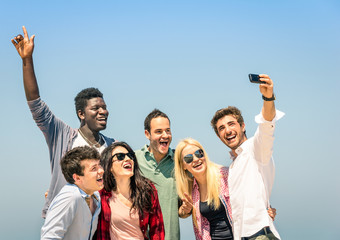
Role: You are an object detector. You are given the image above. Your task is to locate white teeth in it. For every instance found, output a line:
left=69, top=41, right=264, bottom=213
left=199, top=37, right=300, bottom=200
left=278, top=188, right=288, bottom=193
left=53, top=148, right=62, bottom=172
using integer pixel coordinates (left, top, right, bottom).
left=193, top=162, right=202, bottom=168
left=123, top=163, right=132, bottom=168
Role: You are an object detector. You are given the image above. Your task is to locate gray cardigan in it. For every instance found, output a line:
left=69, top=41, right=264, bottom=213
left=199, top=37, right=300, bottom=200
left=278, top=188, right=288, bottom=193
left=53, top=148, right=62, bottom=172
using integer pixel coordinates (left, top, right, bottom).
left=28, top=98, right=115, bottom=217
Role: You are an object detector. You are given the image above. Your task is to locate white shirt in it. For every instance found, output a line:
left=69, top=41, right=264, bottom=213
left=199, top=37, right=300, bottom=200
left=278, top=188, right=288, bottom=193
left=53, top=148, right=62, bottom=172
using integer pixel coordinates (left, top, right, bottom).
left=228, top=110, right=284, bottom=240
left=72, top=132, right=107, bottom=154
left=41, top=184, right=101, bottom=240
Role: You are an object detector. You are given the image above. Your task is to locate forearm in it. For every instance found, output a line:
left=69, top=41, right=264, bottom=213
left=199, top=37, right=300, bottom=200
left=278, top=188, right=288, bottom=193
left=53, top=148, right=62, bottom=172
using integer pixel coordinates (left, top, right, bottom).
left=22, top=56, right=40, bottom=101
left=262, top=100, right=276, bottom=122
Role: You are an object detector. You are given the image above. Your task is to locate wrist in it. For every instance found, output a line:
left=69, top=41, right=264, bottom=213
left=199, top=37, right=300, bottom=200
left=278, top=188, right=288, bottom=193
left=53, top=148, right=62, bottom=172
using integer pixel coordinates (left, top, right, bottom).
left=262, top=93, right=275, bottom=101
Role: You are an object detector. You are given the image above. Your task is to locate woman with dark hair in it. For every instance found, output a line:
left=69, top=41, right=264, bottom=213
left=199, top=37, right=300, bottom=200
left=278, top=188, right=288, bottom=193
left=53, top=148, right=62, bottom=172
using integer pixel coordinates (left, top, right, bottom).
left=95, top=142, right=165, bottom=240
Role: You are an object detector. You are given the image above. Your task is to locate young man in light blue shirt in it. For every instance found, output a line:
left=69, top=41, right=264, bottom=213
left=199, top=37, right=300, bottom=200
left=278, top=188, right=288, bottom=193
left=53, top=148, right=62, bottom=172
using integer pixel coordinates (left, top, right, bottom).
left=41, top=146, right=104, bottom=240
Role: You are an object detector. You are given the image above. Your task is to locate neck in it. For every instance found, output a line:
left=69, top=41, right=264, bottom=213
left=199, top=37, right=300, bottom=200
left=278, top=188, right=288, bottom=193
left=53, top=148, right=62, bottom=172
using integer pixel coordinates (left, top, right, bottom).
left=231, top=136, right=247, bottom=160
left=148, top=146, right=167, bottom=163
left=115, top=177, right=131, bottom=198
left=154, top=152, right=166, bottom=163
left=196, top=177, right=208, bottom=201
left=79, top=125, right=99, bottom=140
left=231, top=149, right=238, bottom=159
left=195, top=172, right=207, bottom=187
left=79, top=126, right=103, bottom=148
left=76, top=184, right=94, bottom=196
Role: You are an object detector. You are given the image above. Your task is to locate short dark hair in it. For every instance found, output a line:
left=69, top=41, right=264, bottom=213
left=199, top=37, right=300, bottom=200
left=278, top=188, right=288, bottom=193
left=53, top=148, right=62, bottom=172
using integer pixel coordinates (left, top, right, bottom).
left=144, top=109, right=170, bottom=132
left=74, top=88, right=103, bottom=120
left=60, top=146, right=100, bottom=184
left=211, top=106, right=245, bottom=135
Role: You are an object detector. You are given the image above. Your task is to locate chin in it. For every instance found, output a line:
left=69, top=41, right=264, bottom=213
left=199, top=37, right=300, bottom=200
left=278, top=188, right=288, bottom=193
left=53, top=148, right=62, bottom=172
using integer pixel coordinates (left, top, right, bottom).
left=99, top=125, right=107, bottom=130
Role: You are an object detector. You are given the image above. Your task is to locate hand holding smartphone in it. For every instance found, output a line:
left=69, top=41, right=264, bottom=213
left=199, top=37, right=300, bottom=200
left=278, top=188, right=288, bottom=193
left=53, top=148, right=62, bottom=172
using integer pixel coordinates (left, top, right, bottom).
left=249, top=74, right=265, bottom=84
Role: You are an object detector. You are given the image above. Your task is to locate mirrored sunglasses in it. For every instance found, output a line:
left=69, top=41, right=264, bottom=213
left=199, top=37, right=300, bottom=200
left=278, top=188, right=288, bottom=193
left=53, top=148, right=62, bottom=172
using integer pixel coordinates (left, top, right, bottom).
left=111, top=152, right=134, bottom=161
left=183, top=149, right=204, bottom=164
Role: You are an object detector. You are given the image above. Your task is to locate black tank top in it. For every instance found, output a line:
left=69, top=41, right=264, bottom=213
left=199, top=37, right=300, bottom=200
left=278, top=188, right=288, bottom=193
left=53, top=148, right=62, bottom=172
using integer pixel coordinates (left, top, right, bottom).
left=199, top=199, right=233, bottom=240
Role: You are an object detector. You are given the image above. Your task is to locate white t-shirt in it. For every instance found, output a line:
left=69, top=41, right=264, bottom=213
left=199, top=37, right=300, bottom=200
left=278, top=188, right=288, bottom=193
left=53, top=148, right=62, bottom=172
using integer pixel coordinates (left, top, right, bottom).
left=228, top=110, right=284, bottom=240
left=72, top=132, right=107, bottom=154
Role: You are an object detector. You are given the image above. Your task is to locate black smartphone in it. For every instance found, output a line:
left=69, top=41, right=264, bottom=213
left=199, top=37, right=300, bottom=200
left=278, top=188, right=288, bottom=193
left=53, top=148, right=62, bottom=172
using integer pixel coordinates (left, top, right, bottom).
left=248, top=74, right=265, bottom=84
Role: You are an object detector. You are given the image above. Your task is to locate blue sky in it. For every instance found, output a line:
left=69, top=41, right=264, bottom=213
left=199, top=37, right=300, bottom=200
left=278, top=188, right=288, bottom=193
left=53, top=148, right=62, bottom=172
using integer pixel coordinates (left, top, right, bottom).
left=1, top=1, right=339, bottom=239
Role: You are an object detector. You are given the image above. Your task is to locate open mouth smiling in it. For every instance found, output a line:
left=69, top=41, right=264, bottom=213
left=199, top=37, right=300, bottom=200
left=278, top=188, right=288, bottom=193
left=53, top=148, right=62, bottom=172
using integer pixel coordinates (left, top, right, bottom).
left=159, top=140, right=168, bottom=147
left=97, top=117, right=107, bottom=123
left=123, top=162, right=132, bottom=170
left=226, top=134, right=236, bottom=142
left=193, top=161, right=203, bottom=169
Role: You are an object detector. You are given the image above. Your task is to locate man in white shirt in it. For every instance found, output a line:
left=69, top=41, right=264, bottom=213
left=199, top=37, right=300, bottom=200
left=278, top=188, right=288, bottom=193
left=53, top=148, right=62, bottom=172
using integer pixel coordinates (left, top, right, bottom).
left=210, top=74, right=283, bottom=240
left=41, top=146, right=104, bottom=240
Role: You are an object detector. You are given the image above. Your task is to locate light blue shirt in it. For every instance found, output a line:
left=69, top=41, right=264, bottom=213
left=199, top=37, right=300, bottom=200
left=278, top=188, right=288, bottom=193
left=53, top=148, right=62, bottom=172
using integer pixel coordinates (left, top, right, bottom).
left=41, top=184, right=101, bottom=240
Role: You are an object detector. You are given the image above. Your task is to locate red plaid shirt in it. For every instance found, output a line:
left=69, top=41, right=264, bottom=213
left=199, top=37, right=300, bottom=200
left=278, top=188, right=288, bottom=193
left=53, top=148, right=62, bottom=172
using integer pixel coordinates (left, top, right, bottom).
left=94, top=183, right=165, bottom=240
left=192, top=166, right=233, bottom=240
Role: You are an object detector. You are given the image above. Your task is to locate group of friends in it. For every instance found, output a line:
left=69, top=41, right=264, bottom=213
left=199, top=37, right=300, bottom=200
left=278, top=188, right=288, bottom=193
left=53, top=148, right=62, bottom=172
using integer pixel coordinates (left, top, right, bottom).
left=12, top=26, right=284, bottom=240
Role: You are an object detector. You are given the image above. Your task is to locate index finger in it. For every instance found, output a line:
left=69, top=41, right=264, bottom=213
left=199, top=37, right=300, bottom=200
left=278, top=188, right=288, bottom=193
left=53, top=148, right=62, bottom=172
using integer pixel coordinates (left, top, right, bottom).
left=259, top=74, right=269, bottom=78
left=22, top=26, right=28, bottom=39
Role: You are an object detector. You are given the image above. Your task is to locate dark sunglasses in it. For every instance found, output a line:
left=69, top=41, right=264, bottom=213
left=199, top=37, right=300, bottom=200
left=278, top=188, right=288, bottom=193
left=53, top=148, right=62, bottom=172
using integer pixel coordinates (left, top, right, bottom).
left=111, top=152, right=134, bottom=161
left=183, top=149, right=204, bottom=164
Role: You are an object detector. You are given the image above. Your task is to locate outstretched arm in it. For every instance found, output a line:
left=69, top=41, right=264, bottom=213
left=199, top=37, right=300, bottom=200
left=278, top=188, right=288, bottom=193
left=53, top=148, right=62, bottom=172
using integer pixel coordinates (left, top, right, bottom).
left=11, top=26, right=39, bottom=101
left=259, top=74, right=276, bottom=121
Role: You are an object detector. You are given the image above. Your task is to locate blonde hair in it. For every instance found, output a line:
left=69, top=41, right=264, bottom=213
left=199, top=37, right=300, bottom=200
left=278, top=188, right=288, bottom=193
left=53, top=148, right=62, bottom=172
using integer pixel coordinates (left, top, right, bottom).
left=174, top=138, right=222, bottom=210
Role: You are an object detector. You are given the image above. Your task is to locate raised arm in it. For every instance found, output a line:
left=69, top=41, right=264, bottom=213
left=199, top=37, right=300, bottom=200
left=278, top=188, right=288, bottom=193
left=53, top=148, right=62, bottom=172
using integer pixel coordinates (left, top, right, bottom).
left=259, top=74, right=276, bottom=121
left=11, top=26, right=39, bottom=101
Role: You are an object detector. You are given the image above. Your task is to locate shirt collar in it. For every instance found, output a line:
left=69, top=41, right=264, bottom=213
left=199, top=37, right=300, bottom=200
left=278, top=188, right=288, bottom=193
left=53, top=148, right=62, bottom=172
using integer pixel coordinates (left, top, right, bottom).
left=141, top=144, right=174, bottom=162
left=71, top=183, right=99, bottom=202
left=229, top=144, right=245, bottom=161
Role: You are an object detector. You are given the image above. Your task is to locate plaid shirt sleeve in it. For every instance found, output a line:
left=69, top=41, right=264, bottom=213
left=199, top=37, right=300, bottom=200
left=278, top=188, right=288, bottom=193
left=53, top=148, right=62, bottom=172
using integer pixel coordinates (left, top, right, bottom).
left=93, top=189, right=111, bottom=240
left=139, top=183, right=165, bottom=240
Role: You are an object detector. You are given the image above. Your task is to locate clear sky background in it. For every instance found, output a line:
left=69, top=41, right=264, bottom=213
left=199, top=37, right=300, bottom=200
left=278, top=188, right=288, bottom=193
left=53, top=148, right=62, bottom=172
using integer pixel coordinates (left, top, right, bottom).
left=1, top=0, right=339, bottom=239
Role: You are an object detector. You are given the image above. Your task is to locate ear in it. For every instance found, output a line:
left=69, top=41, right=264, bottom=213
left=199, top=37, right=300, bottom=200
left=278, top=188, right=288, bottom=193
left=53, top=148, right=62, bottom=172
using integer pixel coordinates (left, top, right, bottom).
left=73, top=173, right=81, bottom=184
left=241, top=123, right=246, bottom=133
left=145, top=130, right=150, bottom=140
left=77, top=109, right=85, bottom=121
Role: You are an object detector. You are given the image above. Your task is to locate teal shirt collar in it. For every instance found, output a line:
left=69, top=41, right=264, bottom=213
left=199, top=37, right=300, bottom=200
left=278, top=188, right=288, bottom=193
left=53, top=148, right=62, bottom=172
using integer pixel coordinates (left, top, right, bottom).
left=140, top=144, right=174, bottom=163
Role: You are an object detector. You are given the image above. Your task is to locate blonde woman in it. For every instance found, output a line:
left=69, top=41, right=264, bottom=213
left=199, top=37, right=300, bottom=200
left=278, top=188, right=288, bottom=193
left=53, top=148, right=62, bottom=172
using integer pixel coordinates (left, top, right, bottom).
left=175, top=138, right=276, bottom=240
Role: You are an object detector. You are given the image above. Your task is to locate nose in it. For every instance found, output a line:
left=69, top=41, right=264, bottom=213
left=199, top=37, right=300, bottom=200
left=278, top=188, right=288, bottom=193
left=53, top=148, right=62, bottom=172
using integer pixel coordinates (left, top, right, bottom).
left=98, top=165, right=104, bottom=174
left=161, top=131, right=169, bottom=138
left=99, top=107, right=108, bottom=116
left=225, top=126, right=232, bottom=135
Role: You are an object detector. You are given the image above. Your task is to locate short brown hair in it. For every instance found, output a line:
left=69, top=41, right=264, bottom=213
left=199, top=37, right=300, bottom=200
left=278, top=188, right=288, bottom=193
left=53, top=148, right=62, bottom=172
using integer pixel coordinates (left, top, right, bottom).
left=211, top=106, right=245, bottom=135
left=61, top=146, right=100, bottom=184
left=144, top=109, right=170, bottom=132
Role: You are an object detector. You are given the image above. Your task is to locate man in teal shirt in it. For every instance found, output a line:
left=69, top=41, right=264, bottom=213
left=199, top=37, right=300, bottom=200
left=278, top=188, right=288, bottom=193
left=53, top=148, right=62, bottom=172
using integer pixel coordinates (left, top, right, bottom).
left=135, top=109, right=191, bottom=240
